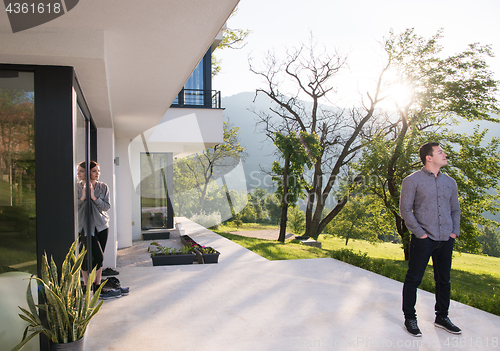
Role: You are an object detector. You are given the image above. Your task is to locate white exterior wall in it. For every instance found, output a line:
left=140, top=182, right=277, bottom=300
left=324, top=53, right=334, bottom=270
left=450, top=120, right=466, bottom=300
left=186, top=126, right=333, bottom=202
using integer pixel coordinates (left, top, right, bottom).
left=97, top=128, right=118, bottom=268
left=115, top=138, right=134, bottom=249
left=122, top=107, right=224, bottom=242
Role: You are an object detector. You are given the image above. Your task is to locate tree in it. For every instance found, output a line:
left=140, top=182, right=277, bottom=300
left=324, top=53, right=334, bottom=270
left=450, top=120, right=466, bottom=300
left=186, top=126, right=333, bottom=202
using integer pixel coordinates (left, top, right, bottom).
left=0, top=88, right=35, bottom=207
left=212, top=7, right=250, bottom=77
left=264, top=193, right=281, bottom=224
left=173, top=122, right=245, bottom=213
left=250, top=37, right=387, bottom=240
left=355, top=29, right=500, bottom=259
left=477, top=226, right=500, bottom=257
left=245, top=187, right=269, bottom=222
left=271, top=131, right=321, bottom=242
left=323, top=195, right=391, bottom=245
left=287, top=206, right=306, bottom=235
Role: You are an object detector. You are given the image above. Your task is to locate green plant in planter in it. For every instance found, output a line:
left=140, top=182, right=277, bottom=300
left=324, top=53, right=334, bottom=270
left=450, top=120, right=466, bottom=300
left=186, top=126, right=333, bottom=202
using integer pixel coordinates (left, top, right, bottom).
left=11, top=240, right=105, bottom=351
left=154, top=245, right=194, bottom=256
left=197, top=246, right=217, bottom=254
left=179, top=245, right=195, bottom=254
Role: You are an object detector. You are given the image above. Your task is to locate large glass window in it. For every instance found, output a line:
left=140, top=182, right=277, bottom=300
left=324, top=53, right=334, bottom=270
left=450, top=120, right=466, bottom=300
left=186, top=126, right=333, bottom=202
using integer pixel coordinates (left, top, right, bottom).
left=172, top=49, right=212, bottom=107
left=75, top=103, right=87, bottom=242
left=140, top=153, right=173, bottom=229
left=0, top=70, right=36, bottom=275
left=184, top=59, right=205, bottom=105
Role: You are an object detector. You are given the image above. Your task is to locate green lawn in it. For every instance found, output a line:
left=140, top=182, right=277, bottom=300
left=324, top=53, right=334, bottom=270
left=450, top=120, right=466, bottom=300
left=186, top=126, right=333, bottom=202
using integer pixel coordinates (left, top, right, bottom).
left=214, top=229, right=500, bottom=316
left=218, top=222, right=284, bottom=232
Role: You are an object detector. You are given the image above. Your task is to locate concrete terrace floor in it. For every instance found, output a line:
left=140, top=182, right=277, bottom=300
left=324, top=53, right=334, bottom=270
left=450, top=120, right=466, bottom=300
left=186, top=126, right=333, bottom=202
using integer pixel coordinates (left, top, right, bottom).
left=84, top=218, right=500, bottom=351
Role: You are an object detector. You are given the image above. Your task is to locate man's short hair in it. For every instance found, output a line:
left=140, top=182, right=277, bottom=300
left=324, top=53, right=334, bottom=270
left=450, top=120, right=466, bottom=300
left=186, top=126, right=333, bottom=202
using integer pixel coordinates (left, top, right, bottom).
left=419, top=142, right=440, bottom=165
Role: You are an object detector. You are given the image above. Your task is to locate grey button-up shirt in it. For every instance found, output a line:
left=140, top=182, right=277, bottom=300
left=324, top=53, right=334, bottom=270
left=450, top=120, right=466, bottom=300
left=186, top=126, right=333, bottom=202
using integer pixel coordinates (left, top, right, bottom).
left=399, top=167, right=460, bottom=241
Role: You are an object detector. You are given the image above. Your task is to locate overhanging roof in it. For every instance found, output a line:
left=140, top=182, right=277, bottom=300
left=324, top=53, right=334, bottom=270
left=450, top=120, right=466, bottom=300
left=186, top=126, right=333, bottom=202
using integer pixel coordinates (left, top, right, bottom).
left=0, top=0, right=238, bottom=139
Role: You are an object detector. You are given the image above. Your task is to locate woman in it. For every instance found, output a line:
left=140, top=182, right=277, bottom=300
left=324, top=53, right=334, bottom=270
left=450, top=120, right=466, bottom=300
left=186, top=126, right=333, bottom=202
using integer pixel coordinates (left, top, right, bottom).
left=77, top=161, right=114, bottom=297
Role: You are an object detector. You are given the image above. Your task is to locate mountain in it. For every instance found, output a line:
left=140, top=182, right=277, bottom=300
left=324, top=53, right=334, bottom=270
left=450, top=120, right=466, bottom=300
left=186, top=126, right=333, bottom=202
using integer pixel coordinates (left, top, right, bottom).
left=221, top=92, right=500, bottom=223
left=222, top=92, right=278, bottom=192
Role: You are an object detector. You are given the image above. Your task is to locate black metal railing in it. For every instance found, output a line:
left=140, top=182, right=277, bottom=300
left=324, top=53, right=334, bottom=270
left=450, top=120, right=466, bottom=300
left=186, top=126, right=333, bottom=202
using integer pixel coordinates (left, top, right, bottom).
left=172, top=89, right=221, bottom=109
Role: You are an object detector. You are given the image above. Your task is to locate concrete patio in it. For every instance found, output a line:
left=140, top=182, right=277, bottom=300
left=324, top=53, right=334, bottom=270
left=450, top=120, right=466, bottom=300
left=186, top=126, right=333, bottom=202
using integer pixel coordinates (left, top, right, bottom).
left=83, top=218, right=500, bottom=351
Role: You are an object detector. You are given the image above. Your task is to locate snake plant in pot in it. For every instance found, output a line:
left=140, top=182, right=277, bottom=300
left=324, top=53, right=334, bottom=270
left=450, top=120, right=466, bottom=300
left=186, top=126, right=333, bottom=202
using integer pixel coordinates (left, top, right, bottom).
left=11, top=240, right=106, bottom=351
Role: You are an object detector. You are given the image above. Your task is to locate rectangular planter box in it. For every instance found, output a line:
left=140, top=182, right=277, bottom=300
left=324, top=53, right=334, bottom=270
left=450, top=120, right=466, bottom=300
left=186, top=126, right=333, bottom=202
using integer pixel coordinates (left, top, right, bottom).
left=151, top=252, right=195, bottom=266
left=194, top=248, right=220, bottom=264
left=180, top=235, right=193, bottom=246
left=142, top=230, right=170, bottom=240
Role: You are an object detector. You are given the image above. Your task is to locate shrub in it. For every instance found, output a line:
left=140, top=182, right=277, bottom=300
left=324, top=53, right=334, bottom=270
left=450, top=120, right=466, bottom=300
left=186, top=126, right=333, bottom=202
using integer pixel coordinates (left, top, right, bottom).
left=288, top=206, right=306, bottom=235
left=190, top=211, right=221, bottom=229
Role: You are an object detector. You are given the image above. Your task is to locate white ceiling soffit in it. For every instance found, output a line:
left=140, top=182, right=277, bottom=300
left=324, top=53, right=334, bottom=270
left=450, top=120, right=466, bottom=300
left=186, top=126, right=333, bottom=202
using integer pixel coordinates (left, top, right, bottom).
left=0, top=0, right=239, bottom=139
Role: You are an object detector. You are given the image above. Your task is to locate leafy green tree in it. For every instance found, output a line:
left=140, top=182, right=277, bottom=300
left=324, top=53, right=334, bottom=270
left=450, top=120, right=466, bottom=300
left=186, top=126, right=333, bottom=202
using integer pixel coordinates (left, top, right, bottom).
left=271, top=131, right=321, bottom=242
left=323, top=195, right=389, bottom=245
left=239, top=198, right=258, bottom=222
left=212, top=7, right=250, bottom=77
left=355, top=29, right=500, bottom=259
left=247, top=188, right=269, bottom=222
left=251, top=37, right=389, bottom=240
left=287, top=206, right=306, bottom=235
left=477, top=226, right=500, bottom=257
left=264, top=193, right=281, bottom=224
left=0, top=89, right=35, bottom=207
left=173, top=122, right=245, bottom=214
left=172, top=158, right=197, bottom=216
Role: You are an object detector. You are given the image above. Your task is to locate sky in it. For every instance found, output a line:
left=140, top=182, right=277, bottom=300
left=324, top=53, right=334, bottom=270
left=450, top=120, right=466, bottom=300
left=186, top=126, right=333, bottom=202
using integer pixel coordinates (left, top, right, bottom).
left=213, top=0, right=500, bottom=105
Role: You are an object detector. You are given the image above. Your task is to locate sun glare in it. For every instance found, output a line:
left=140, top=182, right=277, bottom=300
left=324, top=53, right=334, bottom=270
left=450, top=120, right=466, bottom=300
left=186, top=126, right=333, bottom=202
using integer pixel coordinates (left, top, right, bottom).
left=386, top=82, right=414, bottom=108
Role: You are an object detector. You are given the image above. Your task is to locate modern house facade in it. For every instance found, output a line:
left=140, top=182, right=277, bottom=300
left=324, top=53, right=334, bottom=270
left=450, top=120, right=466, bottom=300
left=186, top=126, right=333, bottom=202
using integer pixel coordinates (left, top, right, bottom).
left=0, top=1, right=238, bottom=350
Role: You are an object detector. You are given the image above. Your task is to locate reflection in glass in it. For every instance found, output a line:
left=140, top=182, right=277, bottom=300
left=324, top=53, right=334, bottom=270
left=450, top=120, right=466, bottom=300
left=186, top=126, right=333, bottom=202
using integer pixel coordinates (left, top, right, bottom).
left=140, top=153, right=172, bottom=229
left=172, top=56, right=205, bottom=106
left=75, top=104, right=86, bottom=236
left=0, top=71, right=36, bottom=275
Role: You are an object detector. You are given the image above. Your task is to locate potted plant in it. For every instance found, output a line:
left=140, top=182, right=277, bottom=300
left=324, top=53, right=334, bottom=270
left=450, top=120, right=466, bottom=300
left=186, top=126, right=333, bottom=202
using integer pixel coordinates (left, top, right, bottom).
left=194, top=246, right=220, bottom=264
left=150, top=244, right=196, bottom=266
left=11, top=240, right=105, bottom=351
left=179, top=235, right=194, bottom=246
left=147, top=241, right=161, bottom=253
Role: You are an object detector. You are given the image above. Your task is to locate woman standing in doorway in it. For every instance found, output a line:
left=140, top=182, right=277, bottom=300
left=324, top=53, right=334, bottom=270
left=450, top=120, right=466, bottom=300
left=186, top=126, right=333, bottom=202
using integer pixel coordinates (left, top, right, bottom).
left=77, top=161, right=118, bottom=299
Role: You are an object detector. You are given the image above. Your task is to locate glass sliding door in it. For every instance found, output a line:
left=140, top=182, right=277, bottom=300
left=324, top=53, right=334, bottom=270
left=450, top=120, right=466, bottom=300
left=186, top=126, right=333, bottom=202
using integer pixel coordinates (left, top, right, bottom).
left=75, top=103, right=89, bottom=268
left=140, top=153, right=173, bottom=229
left=0, top=70, right=36, bottom=274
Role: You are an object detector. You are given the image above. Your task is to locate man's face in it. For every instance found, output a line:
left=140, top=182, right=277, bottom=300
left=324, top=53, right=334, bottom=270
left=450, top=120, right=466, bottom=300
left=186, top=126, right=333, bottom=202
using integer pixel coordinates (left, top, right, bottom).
left=428, top=146, right=448, bottom=167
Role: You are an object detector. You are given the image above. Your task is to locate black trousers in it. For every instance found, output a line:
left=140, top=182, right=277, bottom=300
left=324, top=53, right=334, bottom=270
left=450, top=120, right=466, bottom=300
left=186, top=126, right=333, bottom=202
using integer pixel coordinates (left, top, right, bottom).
left=80, top=228, right=108, bottom=272
left=402, top=234, right=455, bottom=320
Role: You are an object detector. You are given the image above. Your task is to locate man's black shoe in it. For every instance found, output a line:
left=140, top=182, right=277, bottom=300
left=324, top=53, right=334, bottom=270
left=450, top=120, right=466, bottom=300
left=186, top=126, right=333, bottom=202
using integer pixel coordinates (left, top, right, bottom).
left=99, top=288, right=122, bottom=300
left=435, top=316, right=462, bottom=334
left=101, top=277, right=129, bottom=295
left=404, top=319, right=422, bottom=337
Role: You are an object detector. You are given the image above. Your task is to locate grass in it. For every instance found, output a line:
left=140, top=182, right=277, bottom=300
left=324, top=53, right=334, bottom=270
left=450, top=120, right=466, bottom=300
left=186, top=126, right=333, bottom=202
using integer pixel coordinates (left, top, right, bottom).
left=214, top=227, right=500, bottom=316
left=218, top=222, right=283, bottom=232
left=0, top=230, right=37, bottom=275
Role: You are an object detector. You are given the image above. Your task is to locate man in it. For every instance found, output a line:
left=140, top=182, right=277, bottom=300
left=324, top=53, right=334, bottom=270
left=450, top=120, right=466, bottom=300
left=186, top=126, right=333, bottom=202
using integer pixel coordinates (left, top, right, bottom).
left=399, top=142, right=462, bottom=337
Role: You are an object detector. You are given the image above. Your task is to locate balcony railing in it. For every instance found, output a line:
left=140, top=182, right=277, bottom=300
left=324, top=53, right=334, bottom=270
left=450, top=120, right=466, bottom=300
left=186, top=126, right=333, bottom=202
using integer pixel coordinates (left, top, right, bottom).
left=172, top=89, right=221, bottom=109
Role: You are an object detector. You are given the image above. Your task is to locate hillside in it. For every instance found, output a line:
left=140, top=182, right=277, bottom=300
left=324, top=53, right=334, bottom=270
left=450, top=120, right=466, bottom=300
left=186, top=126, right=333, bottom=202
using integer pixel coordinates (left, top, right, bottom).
left=222, top=92, right=278, bottom=192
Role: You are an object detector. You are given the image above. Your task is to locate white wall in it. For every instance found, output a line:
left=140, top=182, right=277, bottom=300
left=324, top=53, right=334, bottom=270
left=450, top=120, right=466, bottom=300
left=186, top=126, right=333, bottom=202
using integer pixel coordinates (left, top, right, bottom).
left=97, top=128, right=117, bottom=268
left=114, top=108, right=225, bottom=248
left=145, top=107, right=224, bottom=158
left=115, top=138, right=134, bottom=249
